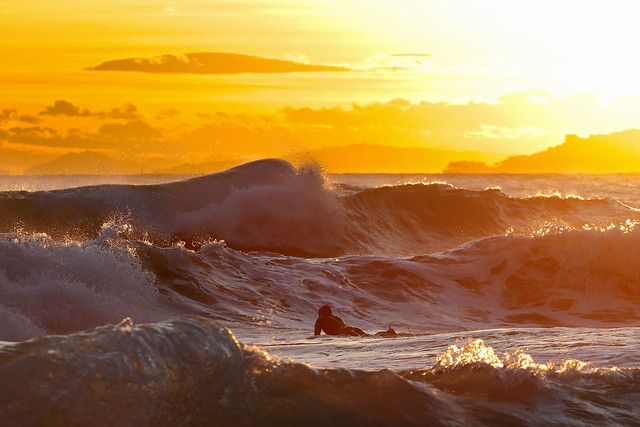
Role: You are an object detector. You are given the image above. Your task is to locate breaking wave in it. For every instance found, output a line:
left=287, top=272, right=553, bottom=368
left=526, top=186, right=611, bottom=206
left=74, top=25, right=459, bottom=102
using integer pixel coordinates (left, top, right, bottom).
left=2, top=318, right=638, bottom=426
left=0, top=159, right=636, bottom=257
left=2, top=222, right=640, bottom=341
left=3, top=160, right=640, bottom=425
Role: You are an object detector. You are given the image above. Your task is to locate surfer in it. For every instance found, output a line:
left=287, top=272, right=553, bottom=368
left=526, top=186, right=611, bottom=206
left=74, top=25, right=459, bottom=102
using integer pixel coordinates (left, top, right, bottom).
left=375, top=326, right=398, bottom=337
left=314, top=305, right=367, bottom=336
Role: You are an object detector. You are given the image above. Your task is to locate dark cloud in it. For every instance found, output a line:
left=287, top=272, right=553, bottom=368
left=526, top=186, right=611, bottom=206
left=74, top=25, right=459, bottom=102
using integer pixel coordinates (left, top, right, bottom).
left=0, top=109, right=18, bottom=122
left=0, top=126, right=97, bottom=149
left=3, top=126, right=57, bottom=138
left=95, top=103, right=142, bottom=120
left=86, top=52, right=351, bottom=75
left=98, top=120, right=163, bottom=140
left=0, top=110, right=40, bottom=124
left=40, top=100, right=91, bottom=117
left=18, top=115, right=41, bottom=124
left=0, top=123, right=167, bottom=154
left=39, top=100, right=142, bottom=120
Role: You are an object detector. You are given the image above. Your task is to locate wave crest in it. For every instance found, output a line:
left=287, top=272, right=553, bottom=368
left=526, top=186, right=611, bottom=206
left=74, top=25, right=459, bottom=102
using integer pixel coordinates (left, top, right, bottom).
left=1, top=159, right=637, bottom=257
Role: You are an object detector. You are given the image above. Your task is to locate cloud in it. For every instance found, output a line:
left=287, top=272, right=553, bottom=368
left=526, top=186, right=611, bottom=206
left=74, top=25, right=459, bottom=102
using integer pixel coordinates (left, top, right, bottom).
left=95, top=103, right=142, bottom=120
left=6, top=91, right=640, bottom=174
left=86, top=52, right=351, bottom=75
left=0, top=109, right=41, bottom=124
left=0, top=121, right=162, bottom=151
left=390, top=53, right=432, bottom=58
left=39, top=100, right=142, bottom=120
left=0, top=126, right=94, bottom=149
left=17, top=115, right=41, bottom=124
left=1, top=126, right=57, bottom=138
left=0, top=109, right=18, bottom=122
left=279, top=90, right=628, bottom=132
left=360, top=53, right=435, bottom=72
left=98, top=120, right=163, bottom=140
left=40, top=100, right=91, bottom=117
left=155, top=108, right=180, bottom=120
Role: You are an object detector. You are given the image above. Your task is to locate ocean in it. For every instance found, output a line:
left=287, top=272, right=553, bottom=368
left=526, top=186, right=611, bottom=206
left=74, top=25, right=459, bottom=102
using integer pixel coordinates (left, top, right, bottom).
left=2, top=159, right=640, bottom=426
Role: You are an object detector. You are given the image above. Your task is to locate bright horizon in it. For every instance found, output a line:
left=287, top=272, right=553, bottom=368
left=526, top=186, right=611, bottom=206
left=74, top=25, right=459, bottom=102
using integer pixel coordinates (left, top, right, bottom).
left=3, top=0, right=640, bottom=174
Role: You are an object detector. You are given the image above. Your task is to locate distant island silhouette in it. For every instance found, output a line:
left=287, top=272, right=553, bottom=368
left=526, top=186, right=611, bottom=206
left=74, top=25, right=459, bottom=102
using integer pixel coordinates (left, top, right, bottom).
left=444, top=129, right=640, bottom=174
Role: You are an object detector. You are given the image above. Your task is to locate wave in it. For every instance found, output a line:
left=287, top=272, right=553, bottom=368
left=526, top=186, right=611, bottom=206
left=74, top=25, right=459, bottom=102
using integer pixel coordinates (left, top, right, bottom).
left=153, top=227, right=640, bottom=331
left=343, top=181, right=636, bottom=256
left=2, top=224, right=640, bottom=341
left=0, top=317, right=246, bottom=426
left=2, top=317, right=638, bottom=426
left=0, top=159, right=636, bottom=257
left=0, top=228, right=177, bottom=341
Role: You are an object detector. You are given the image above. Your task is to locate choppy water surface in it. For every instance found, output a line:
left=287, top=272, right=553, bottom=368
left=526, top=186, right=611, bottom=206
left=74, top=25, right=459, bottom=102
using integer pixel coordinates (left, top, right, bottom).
left=2, top=160, right=640, bottom=425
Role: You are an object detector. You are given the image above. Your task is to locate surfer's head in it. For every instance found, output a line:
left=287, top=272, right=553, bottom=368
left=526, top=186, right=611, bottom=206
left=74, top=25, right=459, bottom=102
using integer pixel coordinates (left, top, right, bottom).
left=318, top=305, right=332, bottom=317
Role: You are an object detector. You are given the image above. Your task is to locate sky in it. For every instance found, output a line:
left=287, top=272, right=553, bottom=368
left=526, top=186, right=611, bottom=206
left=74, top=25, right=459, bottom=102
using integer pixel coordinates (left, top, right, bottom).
left=2, top=0, right=640, bottom=173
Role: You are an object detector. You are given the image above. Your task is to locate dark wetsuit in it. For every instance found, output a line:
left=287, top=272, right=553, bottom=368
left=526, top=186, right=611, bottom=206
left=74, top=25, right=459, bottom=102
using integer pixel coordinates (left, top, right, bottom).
left=314, top=314, right=366, bottom=336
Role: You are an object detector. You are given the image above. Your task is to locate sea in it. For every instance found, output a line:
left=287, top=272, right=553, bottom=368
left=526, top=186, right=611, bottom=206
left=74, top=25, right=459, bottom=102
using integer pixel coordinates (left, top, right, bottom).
left=1, top=158, right=640, bottom=426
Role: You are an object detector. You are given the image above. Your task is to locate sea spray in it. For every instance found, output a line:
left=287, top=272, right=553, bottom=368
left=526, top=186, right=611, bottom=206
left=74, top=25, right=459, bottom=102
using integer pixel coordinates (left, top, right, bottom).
left=0, top=159, right=637, bottom=257
left=3, top=319, right=640, bottom=426
left=3, top=163, right=640, bottom=425
left=0, top=225, right=171, bottom=341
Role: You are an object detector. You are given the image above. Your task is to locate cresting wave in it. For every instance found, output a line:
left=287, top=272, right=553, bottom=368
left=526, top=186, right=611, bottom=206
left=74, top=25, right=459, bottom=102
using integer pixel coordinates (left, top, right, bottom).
left=3, top=223, right=640, bottom=341
left=0, top=159, right=636, bottom=257
left=3, top=162, right=640, bottom=425
left=0, top=227, right=177, bottom=341
left=142, top=227, right=640, bottom=331
left=2, top=317, right=638, bottom=426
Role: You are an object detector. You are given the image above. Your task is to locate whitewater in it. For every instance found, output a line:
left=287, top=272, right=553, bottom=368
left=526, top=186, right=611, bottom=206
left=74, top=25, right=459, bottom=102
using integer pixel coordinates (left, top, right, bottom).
left=2, top=159, right=640, bottom=426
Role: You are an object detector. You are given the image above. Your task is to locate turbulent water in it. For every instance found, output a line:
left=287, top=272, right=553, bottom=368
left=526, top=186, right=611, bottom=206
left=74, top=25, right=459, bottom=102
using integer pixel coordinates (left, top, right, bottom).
left=2, top=159, right=640, bottom=426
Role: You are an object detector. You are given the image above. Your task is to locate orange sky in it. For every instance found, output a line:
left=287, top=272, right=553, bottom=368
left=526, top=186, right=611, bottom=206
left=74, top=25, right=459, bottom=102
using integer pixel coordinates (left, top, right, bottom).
left=2, top=1, right=640, bottom=173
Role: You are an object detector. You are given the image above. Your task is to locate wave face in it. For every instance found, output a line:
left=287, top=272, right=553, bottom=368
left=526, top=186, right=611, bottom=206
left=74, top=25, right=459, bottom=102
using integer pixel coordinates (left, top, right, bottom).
left=4, top=160, right=640, bottom=425
left=0, top=318, right=245, bottom=426
left=0, top=159, right=636, bottom=257
left=143, top=227, right=640, bottom=332
left=2, top=318, right=639, bottom=426
left=4, top=223, right=640, bottom=342
left=342, top=181, right=635, bottom=255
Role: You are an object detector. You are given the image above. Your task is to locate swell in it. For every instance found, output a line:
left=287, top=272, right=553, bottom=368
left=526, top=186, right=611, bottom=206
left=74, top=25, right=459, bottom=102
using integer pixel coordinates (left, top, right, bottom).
left=0, top=159, right=636, bottom=257
left=2, top=318, right=639, bottom=426
left=0, top=159, right=319, bottom=248
left=3, top=225, right=640, bottom=342
left=343, top=182, right=635, bottom=255
left=0, top=317, right=246, bottom=426
left=142, top=227, right=640, bottom=332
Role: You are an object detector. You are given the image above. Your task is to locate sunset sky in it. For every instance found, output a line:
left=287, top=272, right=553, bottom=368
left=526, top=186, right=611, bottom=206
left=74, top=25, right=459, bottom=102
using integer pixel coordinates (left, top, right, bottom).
left=2, top=1, right=640, bottom=173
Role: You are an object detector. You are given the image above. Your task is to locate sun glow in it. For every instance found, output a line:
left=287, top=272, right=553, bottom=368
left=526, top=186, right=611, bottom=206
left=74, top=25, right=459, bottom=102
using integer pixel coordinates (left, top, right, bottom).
left=2, top=1, right=640, bottom=174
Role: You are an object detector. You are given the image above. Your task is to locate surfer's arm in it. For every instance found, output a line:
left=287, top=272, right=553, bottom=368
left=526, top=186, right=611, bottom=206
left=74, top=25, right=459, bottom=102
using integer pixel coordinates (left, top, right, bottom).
left=314, top=319, right=322, bottom=335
